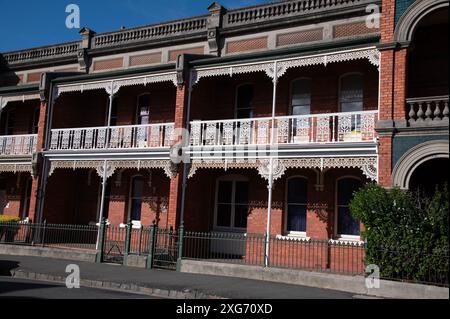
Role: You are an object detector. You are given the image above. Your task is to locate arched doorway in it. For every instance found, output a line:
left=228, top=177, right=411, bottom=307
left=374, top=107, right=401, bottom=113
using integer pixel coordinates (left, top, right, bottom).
left=409, top=158, right=449, bottom=198
left=407, top=6, right=449, bottom=98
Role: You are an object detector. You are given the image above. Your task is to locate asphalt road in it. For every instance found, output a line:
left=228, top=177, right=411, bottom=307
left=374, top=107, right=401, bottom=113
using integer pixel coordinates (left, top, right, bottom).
left=0, top=276, right=156, bottom=299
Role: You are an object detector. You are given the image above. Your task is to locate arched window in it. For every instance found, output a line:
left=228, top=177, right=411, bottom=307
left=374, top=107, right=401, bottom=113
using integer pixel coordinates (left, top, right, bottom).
left=339, top=74, right=364, bottom=113
left=286, top=177, right=308, bottom=233
left=129, top=176, right=144, bottom=222
left=215, top=176, right=249, bottom=231
left=137, top=94, right=150, bottom=125
left=291, top=78, right=311, bottom=116
left=336, top=178, right=362, bottom=237
left=235, top=84, right=254, bottom=119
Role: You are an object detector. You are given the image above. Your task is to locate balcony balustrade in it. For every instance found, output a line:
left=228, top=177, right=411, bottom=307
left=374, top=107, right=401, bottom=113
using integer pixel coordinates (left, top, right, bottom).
left=190, top=111, right=377, bottom=147
left=49, top=123, right=174, bottom=151
left=0, top=134, right=38, bottom=156
left=406, top=96, right=449, bottom=126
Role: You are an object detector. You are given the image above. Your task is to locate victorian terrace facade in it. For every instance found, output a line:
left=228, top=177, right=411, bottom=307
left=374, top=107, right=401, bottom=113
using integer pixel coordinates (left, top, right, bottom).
left=0, top=0, right=448, bottom=268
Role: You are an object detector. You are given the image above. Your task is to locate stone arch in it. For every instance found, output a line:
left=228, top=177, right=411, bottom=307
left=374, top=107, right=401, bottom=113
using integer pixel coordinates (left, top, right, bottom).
left=392, top=140, right=449, bottom=189
left=394, top=0, right=449, bottom=44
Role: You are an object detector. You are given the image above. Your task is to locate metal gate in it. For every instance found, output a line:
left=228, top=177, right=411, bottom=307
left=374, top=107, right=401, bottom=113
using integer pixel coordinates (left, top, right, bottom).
left=151, top=227, right=180, bottom=270
left=102, top=225, right=126, bottom=264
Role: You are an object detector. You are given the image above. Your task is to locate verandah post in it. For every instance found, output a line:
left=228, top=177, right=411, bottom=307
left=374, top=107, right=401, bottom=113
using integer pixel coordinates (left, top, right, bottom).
left=176, top=223, right=185, bottom=272
left=95, top=218, right=106, bottom=263
left=123, top=220, right=132, bottom=266
left=147, top=223, right=157, bottom=269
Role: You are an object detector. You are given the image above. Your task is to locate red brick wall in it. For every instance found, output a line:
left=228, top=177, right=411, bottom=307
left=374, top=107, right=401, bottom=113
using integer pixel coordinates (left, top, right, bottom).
left=184, top=167, right=367, bottom=240
left=107, top=169, right=170, bottom=227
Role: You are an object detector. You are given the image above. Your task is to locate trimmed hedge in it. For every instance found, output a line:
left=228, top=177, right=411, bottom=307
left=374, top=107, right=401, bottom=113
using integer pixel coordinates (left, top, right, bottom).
left=350, top=183, right=449, bottom=282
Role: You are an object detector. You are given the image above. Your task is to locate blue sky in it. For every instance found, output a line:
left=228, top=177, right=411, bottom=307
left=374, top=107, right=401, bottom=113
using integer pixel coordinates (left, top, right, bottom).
left=0, top=0, right=269, bottom=52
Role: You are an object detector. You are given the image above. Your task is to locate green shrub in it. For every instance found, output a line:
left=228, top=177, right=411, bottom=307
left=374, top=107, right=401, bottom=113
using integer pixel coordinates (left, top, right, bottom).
left=350, top=183, right=449, bottom=282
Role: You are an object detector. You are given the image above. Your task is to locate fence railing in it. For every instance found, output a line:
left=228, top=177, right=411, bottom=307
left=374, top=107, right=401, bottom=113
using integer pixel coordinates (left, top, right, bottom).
left=189, top=111, right=377, bottom=147
left=0, top=221, right=98, bottom=251
left=49, top=123, right=174, bottom=151
left=1, top=221, right=447, bottom=286
left=0, top=134, right=38, bottom=156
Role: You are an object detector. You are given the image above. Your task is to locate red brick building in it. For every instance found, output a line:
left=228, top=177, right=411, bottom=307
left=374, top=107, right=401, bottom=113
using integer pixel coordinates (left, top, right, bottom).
left=0, top=0, right=448, bottom=254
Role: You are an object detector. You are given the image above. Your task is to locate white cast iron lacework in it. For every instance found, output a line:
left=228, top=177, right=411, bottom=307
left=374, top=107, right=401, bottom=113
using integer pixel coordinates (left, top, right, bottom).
left=0, top=163, right=33, bottom=174
left=192, top=48, right=380, bottom=84
left=188, top=157, right=378, bottom=182
left=48, top=159, right=177, bottom=180
left=54, top=72, right=178, bottom=97
left=0, top=94, right=41, bottom=109
left=0, top=135, right=37, bottom=156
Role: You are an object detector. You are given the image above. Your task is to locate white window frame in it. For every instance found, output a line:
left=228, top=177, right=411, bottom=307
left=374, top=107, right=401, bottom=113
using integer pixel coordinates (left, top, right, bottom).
left=136, top=93, right=151, bottom=125
left=21, top=177, right=33, bottom=220
left=334, top=175, right=362, bottom=242
left=127, top=174, right=145, bottom=228
left=289, top=77, right=312, bottom=116
left=338, top=72, right=364, bottom=113
left=214, top=175, right=249, bottom=233
left=284, top=175, right=309, bottom=238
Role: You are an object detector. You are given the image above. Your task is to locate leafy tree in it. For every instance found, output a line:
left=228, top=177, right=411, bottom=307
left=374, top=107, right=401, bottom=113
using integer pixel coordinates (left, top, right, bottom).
left=350, top=183, right=448, bottom=283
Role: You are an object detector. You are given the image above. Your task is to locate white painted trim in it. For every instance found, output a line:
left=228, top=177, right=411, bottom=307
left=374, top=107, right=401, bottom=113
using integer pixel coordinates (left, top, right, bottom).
left=213, top=174, right=249, bottom=232
left=284, top=175, right=309, bottom=235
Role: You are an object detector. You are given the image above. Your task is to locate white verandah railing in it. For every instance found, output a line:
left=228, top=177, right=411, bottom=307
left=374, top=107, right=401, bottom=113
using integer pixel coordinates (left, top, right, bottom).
left=0, top=134, right=38, bottom=156
left=49, top=123, right=175, bottom=151
left=190, top=110, right=377, bottom=147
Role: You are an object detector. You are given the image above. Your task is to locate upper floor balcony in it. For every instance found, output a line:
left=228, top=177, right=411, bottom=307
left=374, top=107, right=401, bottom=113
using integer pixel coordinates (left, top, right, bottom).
left=49, top=123, right=174, bottom=151
left=190, top=110, right=377, bottom=147
left=0, top=134, right=37, bottom=156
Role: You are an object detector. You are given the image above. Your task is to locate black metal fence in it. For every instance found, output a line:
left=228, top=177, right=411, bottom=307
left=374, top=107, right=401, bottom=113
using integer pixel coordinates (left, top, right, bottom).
left=1, top=221, right=448, bottom=286
left=0, top=221, right=97, bottom=251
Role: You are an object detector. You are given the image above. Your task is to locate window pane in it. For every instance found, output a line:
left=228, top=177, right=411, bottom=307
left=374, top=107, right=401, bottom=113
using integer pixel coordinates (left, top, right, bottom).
left=337, top=179, right=361, bottom=206
left=287, top=204, right=307, bottom=232
left=217, top=204, right=232, bottom=227
left=338, top=207, right=360, bottom=236
left=132, top=177, right=144, bottom=198
left=235, top=182, right=249, bottom=204
left=291, top=79, right=311, bottom=115
left=234, top=205, right=248, bottom=228
left=340, top=74, right=363, bottom=112
left=218, top=181, right=232, bottom=203
left=237, top=108, right=253, bottom=119
left=236, top=85, right=254, bottom=119
left=138, top=94, right=150, bottom=108
left=110, top=98, right=118, bottom=126
left=288, top=178, right=307, bottom=204
left=131, top=199, right=142, bottom=221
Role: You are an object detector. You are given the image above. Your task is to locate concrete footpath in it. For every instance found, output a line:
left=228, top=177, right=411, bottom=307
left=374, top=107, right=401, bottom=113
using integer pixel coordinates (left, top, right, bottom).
left=0, top=255, right=356, bottom=299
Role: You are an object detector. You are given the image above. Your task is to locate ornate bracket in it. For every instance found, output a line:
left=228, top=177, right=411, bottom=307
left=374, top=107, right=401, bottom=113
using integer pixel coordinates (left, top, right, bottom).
left=257, top=159, right=286, bottom=182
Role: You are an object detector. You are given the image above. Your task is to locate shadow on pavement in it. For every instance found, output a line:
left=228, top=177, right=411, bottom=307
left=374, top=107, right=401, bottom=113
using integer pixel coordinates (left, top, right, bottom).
left=0, top=260, right=20, bottom=276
